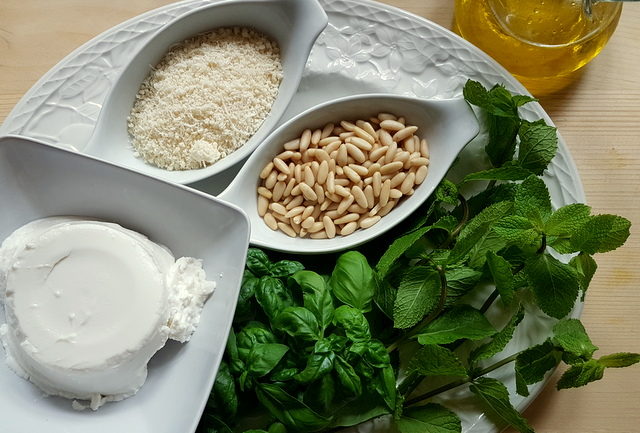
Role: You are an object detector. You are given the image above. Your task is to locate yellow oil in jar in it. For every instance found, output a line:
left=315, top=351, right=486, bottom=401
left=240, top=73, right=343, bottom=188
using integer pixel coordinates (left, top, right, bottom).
left=453, top=0, right=621, bottom=93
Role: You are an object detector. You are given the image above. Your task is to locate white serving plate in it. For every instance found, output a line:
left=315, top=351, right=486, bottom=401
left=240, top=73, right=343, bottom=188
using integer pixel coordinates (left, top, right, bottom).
left=0, top=0, right=586, bottom=432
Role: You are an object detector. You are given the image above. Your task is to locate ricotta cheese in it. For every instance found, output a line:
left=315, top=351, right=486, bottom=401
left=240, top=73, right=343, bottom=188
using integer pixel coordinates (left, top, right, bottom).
left=0, top=217, right=215, bottom=410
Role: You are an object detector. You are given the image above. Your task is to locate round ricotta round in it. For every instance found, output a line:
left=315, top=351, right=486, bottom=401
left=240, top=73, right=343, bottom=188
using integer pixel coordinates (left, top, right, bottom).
left=1, top=219, right=173, bottom=401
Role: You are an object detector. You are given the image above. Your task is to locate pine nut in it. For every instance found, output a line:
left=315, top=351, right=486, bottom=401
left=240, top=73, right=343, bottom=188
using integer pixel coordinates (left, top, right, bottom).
left=348, top=204, right=368, bottom=214
left=420, top=138, right=430, bottom=158
left=258, top=187, right=272, bottom=199
left=393, top=126, right=418, bottom=142
left=360, top=215, right=381, bottom=229
left=277, top=172, right=288, bottom=182
left=291, top=184, right=301, bottom=196
left=337, top=195, right=355, bottom=215
left=273, top=158, right=290, bottom=175
left=390, top=172, right=406, bottom=188
left=346, top=143, right=366, bottom=163
left=390, top=188, right=403, bottom=199
left=278, top=222, right=296, bottom=237
left=352, top=185, right=368, bottom=208
left=340, top=120, right=356, bottom=131
left=286, top=195, right=304, bottom=210
left=314, top=149, right=331, bottom=163
left=258, top=196, right=269, bottom=216
left=314, top=184, right=325, bottom=203
left=317, top=160, right=329, bottom=184
left=378, top=200, right=396, bottom=216
left=301, top=205, right=314, bottom=220
left=273, top=181, right=286, bottom=202
left=337, top=144, right=348, bottom=166
left=353, top=126, right=376, bottom=144
left=304, top=166, right=315, bottom=186
left=284, top=206, right=304, bottom=218
left=378, top=113, right=397, bottom=121
left=364, top=185, right=375, bottom=208
left=260, top=162, right=274, bottom=179
left=270, top=202, right=287, bottom=215
left=321, top=123, right=335, bottom=139
left=299, top=182, right=318, bottom=201
left=323, top=216, right=336, bottom=238
left=380, top=119, right=405, bottom=131
left=310, top=230, right=328, bottom=239
left=400, top=172, right=416, bottom=194
left=277, top=150, right=295, bottom=160
left=380, top=161, right=404, bottom=175
left=340, top=222, right=358, bottom=236
left=379, top=129, right=394, bottom=148
left=302, top=216, right=315, bottom=229
left=410, top=157, right=429, bottom=167
left=380, top=179, right=391, bottom=207
left=300, top=129, right=312, bottom=152
left=308, top=221, right=325, bottom=233
left=264, top=213, right=278, bottom=230
left=349, top=136, right=374, bottom=151
left=385, top=141, right=397, bottom=162
left=373, top=171, right=382, bottom=197
left=335, top=184, right=351, bottom=198
left=357, top=120, right=377, bottom=138
left=327, top=171, right=336, bottom=194
left=265, top=170, right=278, bottom=189
left=349, top=164, right=369, bottom=177
left=343, top=165, right=361, bottom=183
left=415, top=165, right=428, bottom=184
left=283, top=139, right=300, bottom=150
left=311, top=129, right=322, bottom=146
left=294, top=164, right=303, bottom=183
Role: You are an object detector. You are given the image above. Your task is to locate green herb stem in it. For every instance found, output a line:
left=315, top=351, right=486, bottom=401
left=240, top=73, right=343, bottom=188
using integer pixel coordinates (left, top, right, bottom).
left=441, top=194, right=470, bottom=249
left=404, top=352, right=520, bottom=407
left=479, top=288, right=500, bottom=314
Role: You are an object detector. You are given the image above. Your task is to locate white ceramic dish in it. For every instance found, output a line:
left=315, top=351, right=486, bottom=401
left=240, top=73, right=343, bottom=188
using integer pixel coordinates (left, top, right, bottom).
left=0, top=135, right=250, bottom=433
left=218, top=94, right=479, bottom=254
left=84, top=0, right=327, bottom=185
left=0, top=1, right=586, bottom=432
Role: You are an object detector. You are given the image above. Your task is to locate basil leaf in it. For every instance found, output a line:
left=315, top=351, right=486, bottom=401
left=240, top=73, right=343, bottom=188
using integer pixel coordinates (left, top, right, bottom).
left=255, top=276, right=295, bottom=322
left=246, top=248, right=272, bottom=277
left=256, top=383, right=331, bottom=431
left=329, top=251, right=374, bottom=311
left=291, top=270, right=334, bottom=331
left=274, top=307, right=321, bottom=341
left=246, top=343, right=289, bottom=377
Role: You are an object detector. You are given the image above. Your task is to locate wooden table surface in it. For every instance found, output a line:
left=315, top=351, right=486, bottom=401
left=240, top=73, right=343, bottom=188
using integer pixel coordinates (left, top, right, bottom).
left=0, top=1, right=638, bottom=432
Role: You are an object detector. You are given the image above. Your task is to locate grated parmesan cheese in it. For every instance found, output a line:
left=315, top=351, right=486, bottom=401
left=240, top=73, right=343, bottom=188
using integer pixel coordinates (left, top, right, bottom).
left=127, top=27, right=283, bottom=171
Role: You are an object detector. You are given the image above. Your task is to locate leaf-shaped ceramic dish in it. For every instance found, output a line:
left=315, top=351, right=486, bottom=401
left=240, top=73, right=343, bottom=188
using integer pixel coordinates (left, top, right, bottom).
left=84, top=0, right=327, bottom=184
left=218, top=93, right=479, bottom=254
left=0, top=135, right=249, bottom=433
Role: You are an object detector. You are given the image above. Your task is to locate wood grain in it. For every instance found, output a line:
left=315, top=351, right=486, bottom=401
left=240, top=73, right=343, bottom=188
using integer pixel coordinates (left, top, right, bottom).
left=0, top=1, right=638, bottom=431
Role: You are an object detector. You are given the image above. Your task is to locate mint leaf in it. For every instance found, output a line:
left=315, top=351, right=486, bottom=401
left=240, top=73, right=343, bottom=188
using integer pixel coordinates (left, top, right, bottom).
left=515, top=341, right=561, bottom=385
left=515, top=175, right=552, bottom=225
left=470, top=306, right=525, bottom=364
left=545, top=203, right=591, bottom=237
left=492, top=215, right=542, bottom=249
left=517, top=119, right=558, bottom=175
left=463, top=79, right=491, bottom=109
left=448, top=221, right=493, bottom=265
left=557, top=353, right=640, bottom=390
left=570, top=253, right=597, bottom=300
left=415, top=305, right=496, bottom=345
left=469, top=377, right=534, bottom=433
left=556, top=359, right=604, bottom=390
left=397, top=404, right=462, bottom=433
left=458, top=201, right=513, bottom=268
left=373, top=271, right=396, bottom=319
left=487, top=114, right=520, bottom=167
left=598, top=352, right=640, bottom=368
left=552, top=319, right=598, bottom=360
left=463, top=165, right=534, bottom=183
left=408, top=345, right=468, bottom=378
left=377, top=225, right=433, bottom=279
left=444, top=266, right=483, bottom=306
left=525, top=253, right=580, bottom=319
left=570, top=214, right=631, bottom=254
left=486, top=251, right=516, bottom=305
left=515, top=369, right=530, bottom=397
left=393, top=266, right=441, bottom=329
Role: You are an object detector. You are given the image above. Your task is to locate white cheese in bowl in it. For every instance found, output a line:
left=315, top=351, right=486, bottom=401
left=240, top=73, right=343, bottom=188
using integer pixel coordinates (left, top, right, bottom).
left=0, top=217, right=214, bottom=410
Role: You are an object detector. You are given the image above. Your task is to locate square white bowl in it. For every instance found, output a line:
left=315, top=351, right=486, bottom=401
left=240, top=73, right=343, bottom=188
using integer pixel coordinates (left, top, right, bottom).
left=0, top=135, right=249, bottom=433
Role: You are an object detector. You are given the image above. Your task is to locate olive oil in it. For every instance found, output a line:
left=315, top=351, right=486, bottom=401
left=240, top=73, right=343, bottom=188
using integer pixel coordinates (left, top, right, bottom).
left=453, top=0, right=622, bottom=93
